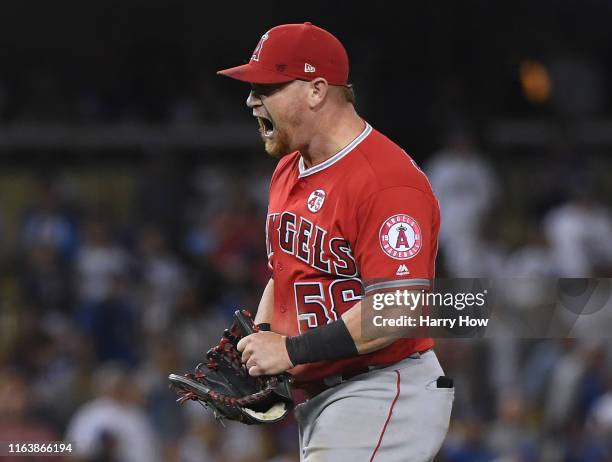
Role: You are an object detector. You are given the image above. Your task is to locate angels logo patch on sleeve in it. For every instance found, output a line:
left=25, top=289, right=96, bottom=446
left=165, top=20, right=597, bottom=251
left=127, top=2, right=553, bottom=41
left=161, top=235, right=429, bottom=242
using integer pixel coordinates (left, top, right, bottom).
left=379, top=214, right=422, bottom=259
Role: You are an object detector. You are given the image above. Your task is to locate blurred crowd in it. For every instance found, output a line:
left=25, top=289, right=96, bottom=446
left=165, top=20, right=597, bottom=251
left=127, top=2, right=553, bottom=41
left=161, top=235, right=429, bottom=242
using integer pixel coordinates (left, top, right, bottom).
left=425, top=133, right=612, bottom=462
left=0, top=156, right=295, bottom=461
left=0, top=132, right=610, bottom=461
left=426, top=130, right=612, bottom=279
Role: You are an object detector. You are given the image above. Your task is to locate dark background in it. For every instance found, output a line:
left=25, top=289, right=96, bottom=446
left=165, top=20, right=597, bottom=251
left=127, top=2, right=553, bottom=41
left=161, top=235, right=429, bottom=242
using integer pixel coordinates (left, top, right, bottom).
left=1, top=2, right=612, bottom=461
left=1, top=1, right=612, bottom=146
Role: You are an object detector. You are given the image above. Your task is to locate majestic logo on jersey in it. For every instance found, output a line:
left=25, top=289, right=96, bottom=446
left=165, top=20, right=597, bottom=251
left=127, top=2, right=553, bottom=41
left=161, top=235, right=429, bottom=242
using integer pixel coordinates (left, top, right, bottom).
left=396, top=264, right=410, bottom=276
left=307, top=189, right=326, bottom=213
left=379, top=214, right=422, bottom=260
left=251, top=32, right=269, bottom=62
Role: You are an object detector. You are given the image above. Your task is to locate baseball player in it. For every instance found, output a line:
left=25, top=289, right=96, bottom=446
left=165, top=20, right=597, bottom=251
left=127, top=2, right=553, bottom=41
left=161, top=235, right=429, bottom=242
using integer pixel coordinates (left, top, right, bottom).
left=218, top=22, right=453, bottom=461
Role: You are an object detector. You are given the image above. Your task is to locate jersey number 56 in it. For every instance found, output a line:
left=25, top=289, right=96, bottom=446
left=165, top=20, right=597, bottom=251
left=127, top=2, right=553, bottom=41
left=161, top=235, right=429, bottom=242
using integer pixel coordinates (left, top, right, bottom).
left=293, top=279, right=363, bottom=333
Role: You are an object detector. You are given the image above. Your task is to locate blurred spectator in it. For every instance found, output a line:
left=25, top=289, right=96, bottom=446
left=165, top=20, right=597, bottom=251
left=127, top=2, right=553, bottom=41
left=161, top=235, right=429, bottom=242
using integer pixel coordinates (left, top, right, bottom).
left=563, top=418, right=610, bottom=462
left=522, top=340, right=566, bottom=411
left=441, top=419, right=497, bottom=462
left=425, top=130, right=499, bottom=276
left=184, top=218, right=219, bottom=260
left=575, top=344, right=609, bottom=423
left=171, top=286, right=227, bottom=367
left=19, top=244, right=73, bottom=313
left=489, top=338, right=520, bottom=410
left=21, top=181, right=77, bottom=260
left=178, top=404, right=225, bottom=462
left=543, top=189, right=612, bottom=277
left=77, top=276, right=140, bottom=365
left=443, top=220, right=507, bottom=277
left=544, top=341, right=590, bottom=431
left=135, top=152, right=186, bottom=243
left=487, top=393, right=538, bottom=461
left=220, top=421, right=268, bottom=462
left=28, top=318, right=88, bottom=432
left=65, top=362, right=160, bottom=462
left=426, top=132, right=497, bottom=241
left=587, top=384, right=612, bottom=442
left=139, top=339, right=187, bottom=462
left=75, top=214, right=130, bottom=305
left=137, top=225, right=186, bottom=334
left=505, top=224, right=558, bottom=277
left=0, top=367, right=59, bottom=461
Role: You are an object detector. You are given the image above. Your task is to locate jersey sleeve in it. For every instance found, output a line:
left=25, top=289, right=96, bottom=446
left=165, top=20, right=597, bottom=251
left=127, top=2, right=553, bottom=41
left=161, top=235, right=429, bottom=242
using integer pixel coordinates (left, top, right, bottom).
left=354, top=186, right=439, bottom=295
left=265, top=166, right=280, bottom=276
left=265, top=209, right=275, bottom=275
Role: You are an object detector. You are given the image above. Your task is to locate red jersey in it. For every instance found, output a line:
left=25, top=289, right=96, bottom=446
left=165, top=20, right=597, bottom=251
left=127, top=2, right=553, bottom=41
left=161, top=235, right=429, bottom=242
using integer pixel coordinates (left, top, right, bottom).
left=266, top=122, right=439, bottom=385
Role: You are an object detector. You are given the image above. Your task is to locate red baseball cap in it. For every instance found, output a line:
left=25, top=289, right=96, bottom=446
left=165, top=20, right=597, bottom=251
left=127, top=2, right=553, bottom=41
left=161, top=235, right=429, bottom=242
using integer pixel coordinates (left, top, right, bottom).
left=217, top=22, right=349, bottom=85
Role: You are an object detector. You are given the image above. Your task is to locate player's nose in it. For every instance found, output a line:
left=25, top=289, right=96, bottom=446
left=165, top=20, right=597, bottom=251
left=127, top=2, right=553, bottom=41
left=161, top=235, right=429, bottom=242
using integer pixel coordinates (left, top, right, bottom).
left=246, top=91, right=261, bottom=108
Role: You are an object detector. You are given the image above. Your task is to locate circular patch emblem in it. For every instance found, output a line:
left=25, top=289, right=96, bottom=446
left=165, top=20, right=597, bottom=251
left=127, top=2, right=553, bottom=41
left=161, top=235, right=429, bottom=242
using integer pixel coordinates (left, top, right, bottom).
left=307, top=189, right=326, bottom=213
left=379, top=214, right=422, bottom=260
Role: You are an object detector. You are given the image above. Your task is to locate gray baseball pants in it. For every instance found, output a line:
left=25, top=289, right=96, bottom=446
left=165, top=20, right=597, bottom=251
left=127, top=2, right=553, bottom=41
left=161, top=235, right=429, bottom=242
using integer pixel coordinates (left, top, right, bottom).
left=294, top=350, right=453, bottom=461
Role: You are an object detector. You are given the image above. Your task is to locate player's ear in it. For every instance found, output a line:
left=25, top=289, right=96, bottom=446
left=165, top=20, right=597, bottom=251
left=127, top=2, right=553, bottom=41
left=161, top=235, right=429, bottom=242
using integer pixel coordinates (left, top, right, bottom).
left=308, top=78, right=328, bottom=108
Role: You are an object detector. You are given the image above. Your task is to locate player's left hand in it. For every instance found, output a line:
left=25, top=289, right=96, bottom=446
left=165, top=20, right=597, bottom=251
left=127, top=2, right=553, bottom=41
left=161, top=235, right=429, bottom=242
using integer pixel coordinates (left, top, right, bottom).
left=237, top=331, right=294, bottom=376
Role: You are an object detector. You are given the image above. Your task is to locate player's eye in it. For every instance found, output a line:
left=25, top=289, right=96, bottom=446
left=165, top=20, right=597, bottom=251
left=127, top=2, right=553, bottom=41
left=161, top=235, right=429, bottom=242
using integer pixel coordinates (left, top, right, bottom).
left=251, top=82, right=290, bottom=98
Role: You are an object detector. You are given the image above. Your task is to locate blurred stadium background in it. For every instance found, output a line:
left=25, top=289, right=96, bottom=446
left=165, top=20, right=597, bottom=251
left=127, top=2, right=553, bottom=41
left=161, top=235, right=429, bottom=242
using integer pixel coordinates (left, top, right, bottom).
left=1, top=1, right=612, bottom=461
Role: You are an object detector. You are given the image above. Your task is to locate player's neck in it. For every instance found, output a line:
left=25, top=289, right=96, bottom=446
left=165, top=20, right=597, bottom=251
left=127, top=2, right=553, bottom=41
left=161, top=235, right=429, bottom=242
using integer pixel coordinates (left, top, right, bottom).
left=299, top=107, right=365, bottom=169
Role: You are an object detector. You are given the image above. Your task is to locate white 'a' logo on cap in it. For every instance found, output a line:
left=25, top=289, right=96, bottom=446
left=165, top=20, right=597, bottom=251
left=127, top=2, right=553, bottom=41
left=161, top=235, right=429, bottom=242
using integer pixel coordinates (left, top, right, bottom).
left=251, top=32, right=269, bottom=62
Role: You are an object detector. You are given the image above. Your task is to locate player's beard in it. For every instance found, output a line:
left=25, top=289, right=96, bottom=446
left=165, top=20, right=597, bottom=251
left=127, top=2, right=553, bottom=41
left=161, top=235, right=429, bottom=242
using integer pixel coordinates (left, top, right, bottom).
left=258, top=103, right=302, bottom=159
left=262, top=124, right=292, bottom=159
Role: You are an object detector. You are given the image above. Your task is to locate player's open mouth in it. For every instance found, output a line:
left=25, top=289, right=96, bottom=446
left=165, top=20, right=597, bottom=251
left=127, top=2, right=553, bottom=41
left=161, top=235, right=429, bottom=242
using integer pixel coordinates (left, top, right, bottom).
left=257, top=116, right=275, bottom=138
